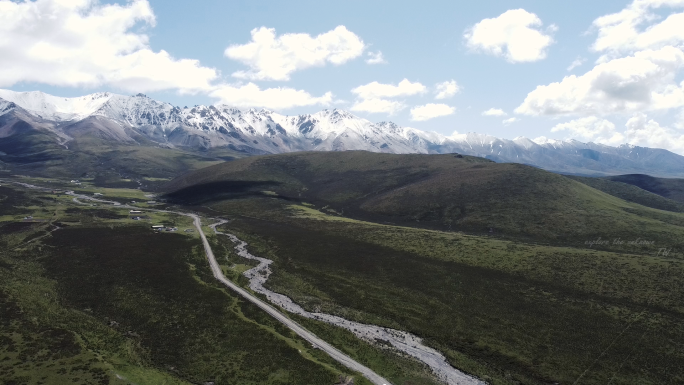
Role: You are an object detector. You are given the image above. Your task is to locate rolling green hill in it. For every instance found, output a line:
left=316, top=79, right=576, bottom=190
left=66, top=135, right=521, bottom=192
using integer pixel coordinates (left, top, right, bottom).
left=162, top=152, right=684, bottom=384
left=0, top=183, right=374, bottom=385
left=568, top=175, right=684, bottom=212
left=0, top=127, right=238, bottom=188
left=604, top=174, right=684, bottom=204
left=165, top=151, right=684, bottom=248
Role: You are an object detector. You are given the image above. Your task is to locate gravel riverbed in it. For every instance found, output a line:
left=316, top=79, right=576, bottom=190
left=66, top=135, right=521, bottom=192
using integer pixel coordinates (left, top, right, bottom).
left=212, top=225, right=485, bottom=385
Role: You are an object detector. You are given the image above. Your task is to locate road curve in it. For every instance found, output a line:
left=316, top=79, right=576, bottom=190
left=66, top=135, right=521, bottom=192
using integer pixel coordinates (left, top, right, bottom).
left=192, top=216, right=393, bottom=385
left=5, top=181, right=392, bottom=385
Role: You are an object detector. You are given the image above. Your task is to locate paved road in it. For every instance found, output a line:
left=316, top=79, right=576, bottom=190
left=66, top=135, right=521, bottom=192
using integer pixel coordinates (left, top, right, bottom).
left=5, top=181, right=392, bottom=385
left=191, top=216, right=393, bottom=385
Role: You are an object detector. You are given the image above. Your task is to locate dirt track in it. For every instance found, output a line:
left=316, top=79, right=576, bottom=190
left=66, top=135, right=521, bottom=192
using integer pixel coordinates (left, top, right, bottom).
left=8, top=181, right=392, bottom=385
left=9, top=180, right=481, bottom=384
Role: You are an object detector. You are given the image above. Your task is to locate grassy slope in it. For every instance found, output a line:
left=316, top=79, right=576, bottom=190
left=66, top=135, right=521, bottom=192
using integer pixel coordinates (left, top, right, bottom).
left=211, top=223, right=446, bottom=385
left=604, top=174, right=684, bottom=204
left=0, top=131, right=234, bottom=187
left=162, top=151, right=684, bottom=383
left=0, top=184, right=366, bottom=385
left=165, top=151, right=684, bottom=249
left=207, top=197, right=684, bottom=385
left=568, top=175, right=684, bottom=212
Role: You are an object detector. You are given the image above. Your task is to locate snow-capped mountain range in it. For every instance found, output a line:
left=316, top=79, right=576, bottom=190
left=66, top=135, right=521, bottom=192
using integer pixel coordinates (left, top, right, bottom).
left=2, top=89, right=684, bottom=177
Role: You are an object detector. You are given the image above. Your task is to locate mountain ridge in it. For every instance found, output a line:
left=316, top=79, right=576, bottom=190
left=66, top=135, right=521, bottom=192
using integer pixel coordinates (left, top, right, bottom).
left=2, top=88, right=684, bottom=177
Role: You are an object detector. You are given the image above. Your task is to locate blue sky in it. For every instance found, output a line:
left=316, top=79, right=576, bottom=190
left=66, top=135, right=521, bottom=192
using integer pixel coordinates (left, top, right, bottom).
left=2, top=0, right=684, bottom=153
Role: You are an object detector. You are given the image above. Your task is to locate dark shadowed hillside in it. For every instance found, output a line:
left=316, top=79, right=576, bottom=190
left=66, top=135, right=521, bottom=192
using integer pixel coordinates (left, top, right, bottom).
left=604, top=174, right=684, bottom=204
left=165, top=151, right=684, bottom=246
left=568, top=175, right=684, bottom=212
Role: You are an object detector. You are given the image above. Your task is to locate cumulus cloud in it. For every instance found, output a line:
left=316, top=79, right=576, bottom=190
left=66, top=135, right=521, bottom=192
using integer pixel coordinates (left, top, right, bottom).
left=503, top=117, right=519, bottom=125
left=225, top=26, right=365, bottom=81
left=592, top=0, right=684, bottom=56
left=0, top=0, right=217, bottom=93
left=623, top=112, right=684, bottom=152
left=350, top=98, right=405, bottom=114
left=209, top=83, right=333, bottom=110
left=516, top=46, right=684, bottom=116
left=349, top=79, right=426, bottom=114
left=464, top=9, right=556, bottom=63
left=351, top=79, right=427, bottom=99
left=518, top=1, right=684, bottom=118
left=540, top=113, right=684, bottom=154
left=366, top=51, right=386, bottom=64
left=482, top=108, right=507, bottom=116
left=410, top=103, right=455, bottom=121
left=676, top=109, right=684, bottom=129
left=567, top=57, right=586, bottom=71
left=434, top=80, right=460, bottom=99
left=550, top=116, right=624, bottom=144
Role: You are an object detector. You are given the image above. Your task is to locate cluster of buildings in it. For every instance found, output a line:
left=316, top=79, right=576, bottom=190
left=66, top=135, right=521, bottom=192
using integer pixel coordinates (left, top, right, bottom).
left=128, top=211, right=182, bottom=233
left=151, top=225, right=178, bottom=232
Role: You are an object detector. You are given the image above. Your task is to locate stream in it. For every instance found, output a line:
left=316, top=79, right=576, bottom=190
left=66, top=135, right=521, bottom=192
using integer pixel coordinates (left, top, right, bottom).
left=210, top=223, right=485, bottom=385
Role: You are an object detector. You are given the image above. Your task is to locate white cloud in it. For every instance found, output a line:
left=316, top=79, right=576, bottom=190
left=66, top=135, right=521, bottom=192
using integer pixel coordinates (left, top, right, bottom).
left=540, top=113, right=684, bottom=154
left=209, top=83, right=333, bottom=110
left=592, top=0, right=684, bottom=56
left=225, top=26, right=365, bottom=81
left=516, top=46, right=684, bottom=116
left=464, top=9, right=555, bottom=63
left=518, top=2, right=684, bottom=120
left=0, top=0, right=218, bottom=93
left=366, top=51, right=386, bottom=64
left=351, top=79, right=427, bottom=99
left=550, top=116, right=624, bottom=144
left=410, top=103, right=455, bottom=121
left=676, top=109, right=684, bottom=129
left=482, top=108, right=507, bottom=116
left=503, top=117, right=519, bottom=125
left=567, top=57, right=586, bottom=71
left=349, top=79, right=426, bottom=114
left=623, top=112, right=684, bottom=152
left=434, top=80, right=460, bottom=99
left=350, top=98, right=405, bottom=114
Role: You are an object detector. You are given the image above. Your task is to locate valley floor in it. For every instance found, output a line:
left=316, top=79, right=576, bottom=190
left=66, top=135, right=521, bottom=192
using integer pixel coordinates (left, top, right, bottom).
left=206, top=197, right=684, bottom=385
left=2, top=176, right=684, bottom=385
left=0, top=178, right=443, bottom=385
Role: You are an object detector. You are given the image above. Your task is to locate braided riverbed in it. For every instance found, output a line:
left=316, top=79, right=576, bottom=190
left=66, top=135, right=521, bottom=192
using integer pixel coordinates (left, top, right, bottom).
left=211, top=223, right=485, bottom=385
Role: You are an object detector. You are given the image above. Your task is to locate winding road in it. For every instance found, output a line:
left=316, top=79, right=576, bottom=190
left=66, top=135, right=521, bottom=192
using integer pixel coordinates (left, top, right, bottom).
left=197, top=218, right=393, bottom=385
left=12, top=180, right=484, bottom=384
left=7, top=180, right=393, bottom=385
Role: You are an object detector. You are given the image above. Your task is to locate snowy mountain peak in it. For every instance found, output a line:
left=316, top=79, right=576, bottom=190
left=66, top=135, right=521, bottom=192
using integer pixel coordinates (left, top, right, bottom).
left=376, top=121, right=400, bottom=130
left=2, top=88, right=683, bottom=177
left=0, top=89, right=116, bottom=121
left=512, top=136, right=539, bottom=149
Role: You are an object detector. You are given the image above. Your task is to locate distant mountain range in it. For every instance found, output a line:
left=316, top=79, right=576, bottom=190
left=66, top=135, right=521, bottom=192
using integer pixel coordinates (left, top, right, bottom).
left=2, top=89, right=684, bottom=178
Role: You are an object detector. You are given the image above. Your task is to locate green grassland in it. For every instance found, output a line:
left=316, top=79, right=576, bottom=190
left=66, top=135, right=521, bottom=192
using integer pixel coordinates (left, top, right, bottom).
left=210, top=230, right=446, bottom=385
left=205, top=195, right=684, bottom=385
left=165, top=151, right=684, bottom=251
left=569, top=175, right=684, bottom=212
left=0, top=184, right=370, bottom=385
left=1, top=129, right=229, bottom=188
left=6, top=149, right=684, bottom=385
left=603, top=174, right=684, bottom=204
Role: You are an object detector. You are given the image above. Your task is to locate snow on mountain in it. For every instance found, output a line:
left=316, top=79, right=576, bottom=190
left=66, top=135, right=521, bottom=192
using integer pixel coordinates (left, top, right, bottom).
left=0, top=89, right=114, bottom=121
left=2, top=89, right=684, bottom=177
